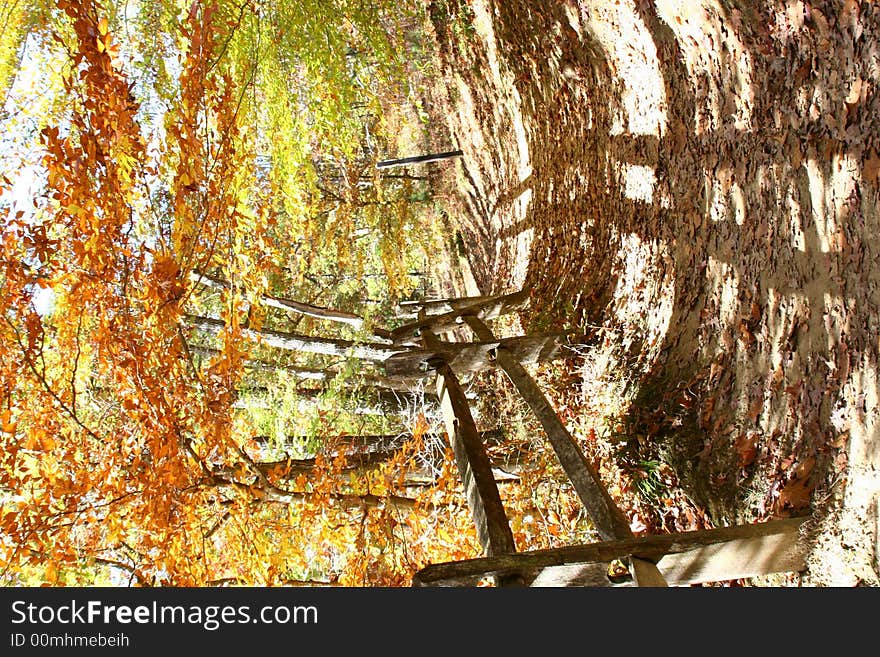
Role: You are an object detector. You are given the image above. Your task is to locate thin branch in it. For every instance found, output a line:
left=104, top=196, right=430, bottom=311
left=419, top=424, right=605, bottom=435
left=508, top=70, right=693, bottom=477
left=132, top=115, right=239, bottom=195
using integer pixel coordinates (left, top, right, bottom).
left=203, top=510, right=232, bottom=540
left=3, top=316, right=104, bottom=443
left=70, top=308, right=84, bottom=416
left=91, top=557, right=149, bottom=586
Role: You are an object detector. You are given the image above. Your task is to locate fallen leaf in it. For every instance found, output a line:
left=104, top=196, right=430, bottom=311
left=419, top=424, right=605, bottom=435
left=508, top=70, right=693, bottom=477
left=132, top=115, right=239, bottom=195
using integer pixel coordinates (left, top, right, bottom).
left=749, top=301, right=761, bottom=323
left=738, top=320, right=755, bottom=346
left=777, top=456, right=816, bottom=510
left=793, top=59, right=812, bottom=84
left=829, top=430, right=848, bottom=449
left=629, top=513, right=647, bottom=534
left=842, top=0, right=860, bottom=21
left=701, top=396, right=716, bottom=426
left=864, top=148, right=880, bottom=184
left=607, top=559, right=629, bottom=579
left=794, top=456, right=815, bottom=479
left=735, top=433, right=758, bottom=467
left=777, top=477, right=813, bottom=510
left=748, top=395, right=763, bottom=423
left=845, top=77, right=863, bottom=105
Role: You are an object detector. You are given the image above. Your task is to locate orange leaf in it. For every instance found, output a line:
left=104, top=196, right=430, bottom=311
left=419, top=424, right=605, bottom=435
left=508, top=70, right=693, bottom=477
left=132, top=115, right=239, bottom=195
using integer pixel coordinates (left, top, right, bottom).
left=777, top=457, right=816, bottom=510
left=44, top=561, right=58, bottom=584
left=735, top=433, right=758, bottom=467
left=777, top=478, right=813, bottom=510
left=0, top=410, right=15, bottom=434
left=864, top=149, right=880, bottom=184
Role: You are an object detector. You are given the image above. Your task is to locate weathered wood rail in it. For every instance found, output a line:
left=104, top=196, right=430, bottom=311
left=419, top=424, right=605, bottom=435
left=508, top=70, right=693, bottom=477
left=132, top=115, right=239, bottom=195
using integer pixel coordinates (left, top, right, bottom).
left=413, top=517, right=808, bottom=586
left=187, top=277, right=810, bottom=587
left=390, top=290, right=529, bottom=344
left=397, top=291, right=808, bottom=588
left=382, top=331, right=571, bottom=377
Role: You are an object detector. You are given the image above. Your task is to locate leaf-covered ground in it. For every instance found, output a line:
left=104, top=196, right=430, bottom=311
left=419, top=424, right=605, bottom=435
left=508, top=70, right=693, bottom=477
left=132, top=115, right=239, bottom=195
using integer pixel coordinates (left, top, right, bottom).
left=424, top=0, right=880, bottom=586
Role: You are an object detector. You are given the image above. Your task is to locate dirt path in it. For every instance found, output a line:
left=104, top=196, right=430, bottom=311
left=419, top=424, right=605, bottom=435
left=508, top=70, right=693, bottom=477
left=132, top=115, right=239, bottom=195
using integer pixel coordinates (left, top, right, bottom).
left=426, top=0, right=880, bottom=585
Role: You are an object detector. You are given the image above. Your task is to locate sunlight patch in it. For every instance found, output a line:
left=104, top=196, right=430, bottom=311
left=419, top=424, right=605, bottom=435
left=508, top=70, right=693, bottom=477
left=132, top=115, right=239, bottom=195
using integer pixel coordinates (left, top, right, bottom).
left=730, top=181, right=746, bottom=226
left=805, top=156, right=831, bottom=253
left=511, top=226, right=534, bottom=290
left=471, top=0, right=531, bottom=182
left=786, top=182, right=807, bottom=252
left=580, top=1, right=667, bottom=137
left=611, top=233, right=675, bottom=354
left=826, top=151, right=858, bottom=253
left=706, top=256, right=741, bottom=332
left=654, top=0, right=755, bottom=134
left=622, top=163, right=656, bottom=203
left=706, top=170, right=729, bottom=223
left=835, top=356, right=880, bottom=470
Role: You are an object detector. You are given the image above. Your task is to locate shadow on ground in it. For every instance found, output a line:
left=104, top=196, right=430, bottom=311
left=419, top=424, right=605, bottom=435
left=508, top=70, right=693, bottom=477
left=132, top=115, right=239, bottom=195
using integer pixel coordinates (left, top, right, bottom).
left=428, top=0, right=880, bottom=585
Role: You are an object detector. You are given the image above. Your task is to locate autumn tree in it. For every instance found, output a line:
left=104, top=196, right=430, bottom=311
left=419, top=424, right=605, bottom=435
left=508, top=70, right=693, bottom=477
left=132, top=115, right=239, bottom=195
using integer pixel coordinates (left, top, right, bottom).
left=0, top=0, right=480, bottom=586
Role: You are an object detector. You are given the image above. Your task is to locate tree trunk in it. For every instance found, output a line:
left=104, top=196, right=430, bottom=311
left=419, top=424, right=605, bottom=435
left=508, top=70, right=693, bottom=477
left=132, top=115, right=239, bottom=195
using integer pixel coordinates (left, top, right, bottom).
left=189, top=345, right=427, bottom=391
left=218, top=451, right=521, bottom=488
left=253, top=429, right=505, bottom=457
left=239, top=385, right=436, bottom=412
left=189, top=345, right=329, bottom=380
left=208, top=473, right=422, bottom=514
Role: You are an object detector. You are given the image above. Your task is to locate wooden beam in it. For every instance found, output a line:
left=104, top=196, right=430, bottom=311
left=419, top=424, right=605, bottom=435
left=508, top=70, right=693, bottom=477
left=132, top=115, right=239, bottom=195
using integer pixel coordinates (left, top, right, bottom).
left=188, top=316, right=565, bottom=376
left=463, top=316, right=632, bottom=542
left=383, top=331, right=569, bottom=377
left=630, top=557, right=669, bottom=587
left=462, top=316, right=666, bottom=586
left=185, top=315, right=407, bottom=363
left=391, top=291, right=529, bottom=344
left=412, top=517, right=808, bottom=587
left=395, top=296, right=506, bottom=321
left=398, top=295, right=496, bottom=312
left=434, top=361, right=519, bottom=556
left=376, top=150, right=463, bottom=169
left=423, top=330, right=523, bottom=587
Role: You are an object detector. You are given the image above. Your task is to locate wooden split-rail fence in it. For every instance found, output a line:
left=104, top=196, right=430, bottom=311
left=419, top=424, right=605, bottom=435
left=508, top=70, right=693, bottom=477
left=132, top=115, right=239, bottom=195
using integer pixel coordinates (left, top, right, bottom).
left=385, top=290, right=807, bottom=587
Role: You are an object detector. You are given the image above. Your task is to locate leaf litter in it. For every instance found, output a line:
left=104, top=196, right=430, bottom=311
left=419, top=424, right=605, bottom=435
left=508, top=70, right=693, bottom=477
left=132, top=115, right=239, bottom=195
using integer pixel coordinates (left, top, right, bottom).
left=425, top=0, right=880, bottom=586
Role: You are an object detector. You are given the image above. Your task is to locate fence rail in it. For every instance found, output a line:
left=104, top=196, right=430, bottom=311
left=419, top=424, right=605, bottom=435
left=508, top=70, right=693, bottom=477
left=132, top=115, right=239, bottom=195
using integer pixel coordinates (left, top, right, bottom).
left=399, top=290, right=807, bottom=588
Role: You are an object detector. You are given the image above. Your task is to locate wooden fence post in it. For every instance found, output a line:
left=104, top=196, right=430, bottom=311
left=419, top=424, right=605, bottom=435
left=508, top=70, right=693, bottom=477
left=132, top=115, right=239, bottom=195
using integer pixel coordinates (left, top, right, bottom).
left=400, top=294, right=807, bottom=589
left=422, top=329, right=524, bottom=587
left=462, top=315, right=667, bottom=586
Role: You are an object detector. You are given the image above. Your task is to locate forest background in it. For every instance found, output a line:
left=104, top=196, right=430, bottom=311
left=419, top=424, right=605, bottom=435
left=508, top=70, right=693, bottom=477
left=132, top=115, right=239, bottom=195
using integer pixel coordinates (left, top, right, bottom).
left=1, top=0, right=878, bottom=587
